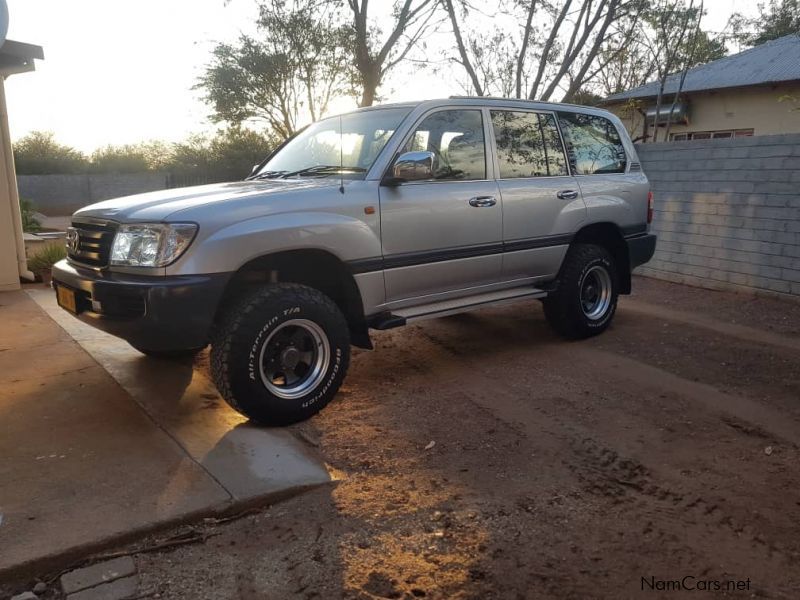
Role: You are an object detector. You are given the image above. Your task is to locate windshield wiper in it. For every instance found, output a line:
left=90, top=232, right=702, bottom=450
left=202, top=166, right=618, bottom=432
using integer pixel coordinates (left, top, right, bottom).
left=280, top=165, right=367, bottom=179
left=247, top=170, right=287, bottom=180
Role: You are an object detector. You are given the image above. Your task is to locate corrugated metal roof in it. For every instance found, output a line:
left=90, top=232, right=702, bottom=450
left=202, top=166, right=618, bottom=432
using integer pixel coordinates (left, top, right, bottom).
left=602, top=34, right=800, bottom=103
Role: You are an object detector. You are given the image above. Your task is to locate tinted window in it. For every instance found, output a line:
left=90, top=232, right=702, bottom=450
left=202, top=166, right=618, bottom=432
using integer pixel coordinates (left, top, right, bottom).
left=402, top=110, right=486, bottom=180
left=557, top=112, right=627, bottom=175
left=491, top=111, right=570, bottom=178
left=539, top=113, right=569, bottom=176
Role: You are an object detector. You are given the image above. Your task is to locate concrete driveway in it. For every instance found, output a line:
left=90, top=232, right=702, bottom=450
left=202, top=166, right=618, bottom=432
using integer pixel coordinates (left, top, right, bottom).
left=0, top=288, right=332, bottom=578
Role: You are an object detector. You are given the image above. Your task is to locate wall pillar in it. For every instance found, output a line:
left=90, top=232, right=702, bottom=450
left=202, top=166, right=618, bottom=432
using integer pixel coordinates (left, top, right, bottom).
left=0, top=76, right=33, bottom=290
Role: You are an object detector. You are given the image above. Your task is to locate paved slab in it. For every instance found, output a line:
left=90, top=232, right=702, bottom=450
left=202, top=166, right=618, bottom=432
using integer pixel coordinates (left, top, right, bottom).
left=0, top=288, right=332, bottom=578
left=61, top=557, right=136, bottom=595
left=28, top=288, right=333, bottom=502
left=0, top=290, right=229, bottom=576
left=67, top=575, right=138, bottom=600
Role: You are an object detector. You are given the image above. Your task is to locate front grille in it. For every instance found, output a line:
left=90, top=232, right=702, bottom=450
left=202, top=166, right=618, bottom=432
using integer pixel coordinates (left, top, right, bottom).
left=67, top=220, right=117, bottom=267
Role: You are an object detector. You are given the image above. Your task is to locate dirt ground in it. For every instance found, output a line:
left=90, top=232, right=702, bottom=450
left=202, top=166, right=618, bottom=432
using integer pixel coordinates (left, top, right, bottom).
left=13, top=276, right=800, bottom=599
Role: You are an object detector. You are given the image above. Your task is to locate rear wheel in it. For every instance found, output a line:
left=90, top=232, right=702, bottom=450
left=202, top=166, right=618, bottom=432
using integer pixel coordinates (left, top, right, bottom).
left=211, top=283, right=350, bottom=425
left=543, top=243, right=618, bottom=339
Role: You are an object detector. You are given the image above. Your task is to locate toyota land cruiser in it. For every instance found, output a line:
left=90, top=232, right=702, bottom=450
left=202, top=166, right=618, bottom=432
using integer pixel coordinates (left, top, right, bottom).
left=52, top=97, right=656, bottom=425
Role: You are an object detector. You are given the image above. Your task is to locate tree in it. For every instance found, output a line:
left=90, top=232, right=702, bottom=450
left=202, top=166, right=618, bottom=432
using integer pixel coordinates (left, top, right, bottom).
left=586, top=3, right=724, bottom=98
left=13, top=131, right=89, bottom=175
left=345, top=0, right=439, bottom=106
left=640, top=0, right=715, bottom=141
left=198, top=0, right=357, bottom=139
left=91, top=145, right=148, bottom=173
left=168, top=127, right=277, bottom=181
left=441, top=0, right=641, bottom=102
left=730, top=0, right=800, bottom=47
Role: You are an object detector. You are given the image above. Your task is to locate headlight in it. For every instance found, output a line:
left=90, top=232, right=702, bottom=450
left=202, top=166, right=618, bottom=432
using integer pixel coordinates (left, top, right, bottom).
left=110, top=223, right=197, bottom=267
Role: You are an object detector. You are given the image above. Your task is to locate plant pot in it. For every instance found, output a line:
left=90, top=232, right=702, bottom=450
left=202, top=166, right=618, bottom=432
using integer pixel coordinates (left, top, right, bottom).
left=38, top=269, right=52, bottom=286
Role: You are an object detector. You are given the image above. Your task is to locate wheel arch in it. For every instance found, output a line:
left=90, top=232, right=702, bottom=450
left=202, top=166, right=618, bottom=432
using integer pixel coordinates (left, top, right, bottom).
left=216, top=249, right=372, bottom=349
left=572, top=222, right=631, bottom=294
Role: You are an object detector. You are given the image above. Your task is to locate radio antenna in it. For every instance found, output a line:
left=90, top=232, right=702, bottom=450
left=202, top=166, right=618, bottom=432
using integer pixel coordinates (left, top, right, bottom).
left=338, top=114, right=345, bottom=195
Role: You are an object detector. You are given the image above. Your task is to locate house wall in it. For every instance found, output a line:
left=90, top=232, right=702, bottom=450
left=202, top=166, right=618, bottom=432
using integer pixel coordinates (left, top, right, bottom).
left=635, top=134, right=800, bottom=298
left=607, top=83, right=800, bottom=141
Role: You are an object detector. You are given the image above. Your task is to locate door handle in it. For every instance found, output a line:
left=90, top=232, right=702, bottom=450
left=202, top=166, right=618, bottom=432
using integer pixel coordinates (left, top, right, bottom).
left=469, top=196, right=497, bottom=207
left=557, top=190, right=579, bottom=200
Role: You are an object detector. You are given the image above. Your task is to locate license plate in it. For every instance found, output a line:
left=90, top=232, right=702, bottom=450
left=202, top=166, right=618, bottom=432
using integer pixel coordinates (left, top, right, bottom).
left=56, top=285, right=78, bottom=314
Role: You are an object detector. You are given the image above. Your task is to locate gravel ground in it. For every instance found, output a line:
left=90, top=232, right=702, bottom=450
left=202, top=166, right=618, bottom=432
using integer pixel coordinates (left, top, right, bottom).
left=8, top=276, right=800, bottom=599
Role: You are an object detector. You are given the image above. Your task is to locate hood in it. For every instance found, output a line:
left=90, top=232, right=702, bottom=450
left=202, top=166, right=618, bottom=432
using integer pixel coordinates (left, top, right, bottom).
left=73, top=179, right=342, bottom=222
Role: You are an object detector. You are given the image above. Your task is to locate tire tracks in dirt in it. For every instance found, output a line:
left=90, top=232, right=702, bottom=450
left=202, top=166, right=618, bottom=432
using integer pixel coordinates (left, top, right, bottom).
left=383, top=316, right=799, bottom=588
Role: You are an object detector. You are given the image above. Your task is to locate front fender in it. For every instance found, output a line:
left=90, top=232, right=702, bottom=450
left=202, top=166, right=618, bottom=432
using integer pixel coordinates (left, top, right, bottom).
left=168, top=211, right=381, bottom=275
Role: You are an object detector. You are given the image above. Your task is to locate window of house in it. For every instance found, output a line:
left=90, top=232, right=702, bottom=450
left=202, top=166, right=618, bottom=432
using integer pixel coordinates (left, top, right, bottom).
left=557, top=112, right=627, bottom=175
left=402, top=110, right=486, bottom=180
left=491, top=111, right=569, bottom=179
left=670, top=129, right=754, bottom=141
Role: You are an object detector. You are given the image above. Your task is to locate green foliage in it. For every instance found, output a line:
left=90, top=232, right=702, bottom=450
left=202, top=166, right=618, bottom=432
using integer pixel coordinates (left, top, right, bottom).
left=13, top=129, right=275, bottom=182
left=27, top=243, right=67, bottom=275
left=90, top=142, right=172, bottom=174
left=14, top=131, right=89, bottom=175
left=19, top=198, right=41, bottom=232
left=568, top=89, right=605, bottom=107
left=730, top=0, right=800, bottom=47
left=197, top=0, right=357, bottom=139
left=168, top=127, right=278, bottom=181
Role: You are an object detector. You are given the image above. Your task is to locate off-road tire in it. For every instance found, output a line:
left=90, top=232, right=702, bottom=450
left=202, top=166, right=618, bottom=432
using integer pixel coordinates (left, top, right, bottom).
left=210, top=283, right=350, bottom=426
left=543, top=243, right=618, bottom=340
left=131, top=346, right=204, bottom=360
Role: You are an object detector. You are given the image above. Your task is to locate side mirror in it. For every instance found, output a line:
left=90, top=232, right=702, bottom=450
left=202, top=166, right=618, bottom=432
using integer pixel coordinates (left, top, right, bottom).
left=249, top=163, right=261, bottom=177
left=385, top=151, right=437, bottom=185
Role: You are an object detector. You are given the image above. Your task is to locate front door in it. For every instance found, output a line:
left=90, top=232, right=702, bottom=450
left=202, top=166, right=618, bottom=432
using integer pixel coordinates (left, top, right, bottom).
left=379, top=108, right=503, bottom=303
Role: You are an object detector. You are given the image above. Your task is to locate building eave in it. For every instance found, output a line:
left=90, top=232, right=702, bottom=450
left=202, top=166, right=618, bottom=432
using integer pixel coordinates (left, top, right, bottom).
left=0, top=39, right=44, bottom=77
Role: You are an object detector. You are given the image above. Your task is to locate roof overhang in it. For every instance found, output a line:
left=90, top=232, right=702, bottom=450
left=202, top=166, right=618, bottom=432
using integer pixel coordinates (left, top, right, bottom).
left=0, top=39, right=43, bottom=77
left=600, top=79, right=800, bottom=106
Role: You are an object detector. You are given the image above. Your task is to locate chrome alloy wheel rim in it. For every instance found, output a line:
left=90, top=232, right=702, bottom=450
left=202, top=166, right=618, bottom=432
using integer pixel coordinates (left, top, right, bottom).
left=580, top=265, right=612, bottom=320
left=258, top=319, right=330, bottom=399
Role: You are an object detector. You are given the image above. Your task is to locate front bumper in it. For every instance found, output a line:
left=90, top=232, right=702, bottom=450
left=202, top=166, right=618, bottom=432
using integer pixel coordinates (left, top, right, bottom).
left=51, top=260, right=231, bottom=351
left=627, top=233, right=657, bottom=269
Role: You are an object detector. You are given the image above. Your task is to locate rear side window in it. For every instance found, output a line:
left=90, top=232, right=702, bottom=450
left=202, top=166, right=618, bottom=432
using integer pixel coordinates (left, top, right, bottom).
left=491, top=111, right=568, bottom=178
left=557, top=112, right=627, bottom=175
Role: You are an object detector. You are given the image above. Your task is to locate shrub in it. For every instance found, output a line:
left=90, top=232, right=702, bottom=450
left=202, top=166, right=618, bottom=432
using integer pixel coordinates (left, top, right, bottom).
left=27, top=243, right=66, bottom=275
left=19, top=198, right=41, bottom=232
left=14, top=131, right=89, bottom=175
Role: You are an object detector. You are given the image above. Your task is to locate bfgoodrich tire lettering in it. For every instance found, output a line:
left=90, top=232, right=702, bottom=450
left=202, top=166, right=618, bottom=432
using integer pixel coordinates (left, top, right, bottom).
left=543, top=243, right=618, bottom=339
left=211, top=283, right=350, bottom=425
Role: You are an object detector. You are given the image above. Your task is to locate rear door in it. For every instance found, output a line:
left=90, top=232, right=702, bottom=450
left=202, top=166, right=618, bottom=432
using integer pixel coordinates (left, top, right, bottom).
left=556, top=110, right=649, bottom=233
left=379, top=107, right=503, bottom=303
left=489, top=109, right=586, bottom=281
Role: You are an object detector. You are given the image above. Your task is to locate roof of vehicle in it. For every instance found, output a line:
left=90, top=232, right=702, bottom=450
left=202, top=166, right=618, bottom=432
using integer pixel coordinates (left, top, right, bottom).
left=602, top=33, right=800, bottom=103
left=353, top=96, right=612, bottom=115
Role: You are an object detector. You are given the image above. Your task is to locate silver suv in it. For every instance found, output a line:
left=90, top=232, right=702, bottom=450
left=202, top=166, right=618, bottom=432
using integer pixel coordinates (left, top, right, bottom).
left=52, top=98, right=656, bottom=425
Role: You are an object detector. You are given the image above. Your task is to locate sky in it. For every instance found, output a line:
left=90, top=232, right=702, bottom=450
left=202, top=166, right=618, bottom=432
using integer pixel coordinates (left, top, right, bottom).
left=4, top=0, right=759, bottom=152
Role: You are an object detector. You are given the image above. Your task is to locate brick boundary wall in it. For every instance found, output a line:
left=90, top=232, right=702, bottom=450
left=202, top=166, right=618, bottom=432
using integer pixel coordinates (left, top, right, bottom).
left=18, top=172, right=169, bottom=216
left=635, top=134, right=800, bottom=299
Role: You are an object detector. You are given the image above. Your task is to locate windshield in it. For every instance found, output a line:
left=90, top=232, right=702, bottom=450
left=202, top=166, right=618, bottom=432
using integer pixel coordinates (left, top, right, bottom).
left=255, top=107, right=412, bottom=179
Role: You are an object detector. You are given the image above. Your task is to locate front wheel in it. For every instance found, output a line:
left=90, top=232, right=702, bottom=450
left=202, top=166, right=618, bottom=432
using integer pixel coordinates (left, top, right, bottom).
left=131, top=345, right=204, bottom=360
left=543, top=243, right=618, bottom=339
left=210, top=283, right=350, bottom=426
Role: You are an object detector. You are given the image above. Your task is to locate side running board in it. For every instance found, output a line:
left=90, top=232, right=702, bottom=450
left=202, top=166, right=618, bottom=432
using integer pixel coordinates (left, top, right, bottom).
left=369, top=287, right=548, bottom=330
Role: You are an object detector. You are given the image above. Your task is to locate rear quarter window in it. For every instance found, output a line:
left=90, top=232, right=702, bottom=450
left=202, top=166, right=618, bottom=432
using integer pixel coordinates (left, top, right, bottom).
left=557, top=112, right=627, bottom=175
